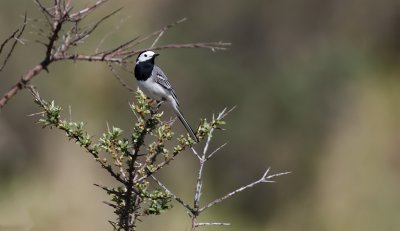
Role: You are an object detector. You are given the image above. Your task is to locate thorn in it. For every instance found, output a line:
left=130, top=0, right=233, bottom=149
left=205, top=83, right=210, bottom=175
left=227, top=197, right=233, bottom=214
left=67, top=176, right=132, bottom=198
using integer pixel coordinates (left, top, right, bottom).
left=262, top=167, right=271, bottom=179
left=27, top=111, right=45, bottom=117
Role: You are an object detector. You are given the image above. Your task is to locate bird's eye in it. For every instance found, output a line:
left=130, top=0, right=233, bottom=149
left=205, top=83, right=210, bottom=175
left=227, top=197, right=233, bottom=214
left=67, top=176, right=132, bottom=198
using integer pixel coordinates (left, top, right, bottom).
left=144, top=54, right=148, bottom=57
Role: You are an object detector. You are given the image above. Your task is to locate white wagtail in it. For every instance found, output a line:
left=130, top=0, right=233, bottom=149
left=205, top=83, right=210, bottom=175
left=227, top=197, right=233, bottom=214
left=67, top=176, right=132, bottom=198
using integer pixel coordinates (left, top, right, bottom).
left=134, top=50, right=199, bottom=142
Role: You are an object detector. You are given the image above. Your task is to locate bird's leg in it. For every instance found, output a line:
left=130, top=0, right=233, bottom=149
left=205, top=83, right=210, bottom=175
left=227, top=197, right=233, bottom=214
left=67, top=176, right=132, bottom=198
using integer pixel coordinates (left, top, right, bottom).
left=146, top=98, right=157, bottom=114
left=146, top=97, right=157, bottom=105
left=156, top=100, right=165, bottom=110
left=149, top=99, right=165, bottom=114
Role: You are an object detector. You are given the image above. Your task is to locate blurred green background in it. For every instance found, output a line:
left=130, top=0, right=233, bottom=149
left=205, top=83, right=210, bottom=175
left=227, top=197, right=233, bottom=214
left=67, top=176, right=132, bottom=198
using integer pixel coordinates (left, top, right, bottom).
left=1, top=0, right=400, bottom=230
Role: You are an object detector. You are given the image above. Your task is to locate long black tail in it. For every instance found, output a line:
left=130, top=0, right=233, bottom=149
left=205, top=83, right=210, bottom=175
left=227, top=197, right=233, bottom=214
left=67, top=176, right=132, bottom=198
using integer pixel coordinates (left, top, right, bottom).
left=172, top=105, right=199, bottom=142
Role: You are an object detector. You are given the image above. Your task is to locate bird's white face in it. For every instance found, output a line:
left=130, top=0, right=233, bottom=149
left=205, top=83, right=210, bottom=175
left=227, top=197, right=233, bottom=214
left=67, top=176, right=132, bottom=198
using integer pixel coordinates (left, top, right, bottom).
left=136, top=51, right=157, bottom=63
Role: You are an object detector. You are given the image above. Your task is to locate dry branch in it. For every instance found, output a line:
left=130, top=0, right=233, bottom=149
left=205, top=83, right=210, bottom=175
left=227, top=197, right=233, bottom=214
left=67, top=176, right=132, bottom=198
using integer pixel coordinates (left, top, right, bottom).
left=151, top=175, right=195, bottom=214
left=183, top=106, right=289, bottom=231
left=0, top=13, right=27, bottom=72
left=198, top=168, right=291, bottom=213
left=195, top=222, right=231, bottom=227
left=0, top=0, right=230, bottom=109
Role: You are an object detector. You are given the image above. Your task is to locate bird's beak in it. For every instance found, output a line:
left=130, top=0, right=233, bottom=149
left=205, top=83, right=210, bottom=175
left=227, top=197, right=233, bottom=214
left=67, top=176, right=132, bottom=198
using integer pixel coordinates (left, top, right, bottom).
left=154, top=53, right=160, bottom=57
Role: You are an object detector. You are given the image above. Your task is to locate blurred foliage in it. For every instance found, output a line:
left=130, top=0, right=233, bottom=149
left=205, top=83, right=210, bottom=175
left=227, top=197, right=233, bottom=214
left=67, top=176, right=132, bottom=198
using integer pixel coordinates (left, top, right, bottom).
left=1, top=0, right=400, bottom=231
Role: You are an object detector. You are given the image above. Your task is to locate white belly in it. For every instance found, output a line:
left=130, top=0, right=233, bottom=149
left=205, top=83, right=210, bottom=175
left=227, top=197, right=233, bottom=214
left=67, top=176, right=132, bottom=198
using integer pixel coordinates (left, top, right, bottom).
left=138, top=79, right=169, bottom=101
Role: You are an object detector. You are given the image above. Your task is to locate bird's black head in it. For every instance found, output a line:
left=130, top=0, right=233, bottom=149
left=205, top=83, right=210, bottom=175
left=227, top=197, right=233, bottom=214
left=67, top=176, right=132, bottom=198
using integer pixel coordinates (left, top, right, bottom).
left=136, top=50, right=159, bottom=64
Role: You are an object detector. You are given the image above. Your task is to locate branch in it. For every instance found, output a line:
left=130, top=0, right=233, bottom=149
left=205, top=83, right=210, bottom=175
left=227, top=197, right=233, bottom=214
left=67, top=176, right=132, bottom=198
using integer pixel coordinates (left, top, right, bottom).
left=94, top=183, right=123, bottom=196
left=53, top=41, right=230, bottom=64
left=198, top=168, right=290, bottom=213
left=0, top=13, right=27, bottom=72
left=95, top=15, right=133, bottom=53
left=0, top=64, right=44, bottom=108
left=195, top=222, right=231, bottom=227
left=154, top=41, right=231, bottom=51
left=151, top=175, right=195, bottom=214
left=95, top=36, right=139, bottom=57
left=0, top=2, right=63, bottom=108
left=107, top=63, right=135, bottom=92
left=0, top=18, right=62, bottom=109
left=119, top=41, right=231, bottom=60
left=192, top=107, right=235, bottom=211
left=28, top=86, right=125, bottom=184
left=134, top=108, right=230, bottom=185
left=116, top=17, right=188, bottom=55
left=133, top=148, right=182, bottom=183
left=33, top=0, right=52, bottom=19
left=68, top=7, right=123, bottom=46
left=53, top=53, right=124, bottom=62
left=69, top=0, right=111, bottom=20
left=206, top=142, right=227, bottom=160
left=193, top=157, right=205, bottom=213
left=190, top=147, right=201, bottom=160
left=150, top=18, right=187, bottom=48
left=0, top=30, right=19, bottom=56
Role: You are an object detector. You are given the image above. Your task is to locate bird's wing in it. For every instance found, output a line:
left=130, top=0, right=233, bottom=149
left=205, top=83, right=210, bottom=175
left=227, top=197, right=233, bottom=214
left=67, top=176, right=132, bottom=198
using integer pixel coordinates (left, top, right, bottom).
left=153, top=66, right=179, bottom=105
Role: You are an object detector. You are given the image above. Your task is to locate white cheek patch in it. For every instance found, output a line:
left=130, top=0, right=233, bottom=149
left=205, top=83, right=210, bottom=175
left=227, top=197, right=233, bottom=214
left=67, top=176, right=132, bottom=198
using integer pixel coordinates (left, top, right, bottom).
left=138, top=51, right=155, bottom=62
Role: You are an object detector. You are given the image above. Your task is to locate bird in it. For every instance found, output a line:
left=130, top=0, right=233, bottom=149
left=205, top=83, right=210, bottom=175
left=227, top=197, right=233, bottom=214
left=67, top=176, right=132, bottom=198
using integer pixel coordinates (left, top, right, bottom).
left=134, top=50, right=199, bottom=142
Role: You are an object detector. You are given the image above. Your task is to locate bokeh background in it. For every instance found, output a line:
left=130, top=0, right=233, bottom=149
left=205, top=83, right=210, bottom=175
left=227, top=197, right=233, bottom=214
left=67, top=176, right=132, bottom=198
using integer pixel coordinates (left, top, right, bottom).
left=1, top=0, right=400, bottom=230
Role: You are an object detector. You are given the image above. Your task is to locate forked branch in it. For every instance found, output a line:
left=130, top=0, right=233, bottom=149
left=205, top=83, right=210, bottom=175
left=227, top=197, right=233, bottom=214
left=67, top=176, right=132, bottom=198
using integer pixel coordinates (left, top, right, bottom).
left=199, top=168, right=291, bottom=213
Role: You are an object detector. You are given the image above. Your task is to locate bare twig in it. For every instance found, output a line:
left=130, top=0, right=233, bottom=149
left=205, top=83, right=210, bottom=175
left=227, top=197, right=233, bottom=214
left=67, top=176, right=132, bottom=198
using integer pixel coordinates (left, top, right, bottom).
left=69, top=0, right=111, bottom=20
left=206, top=142, right=227, bottom=160
left=29, top=22, right=48, bottom=39
left=153, top=41, right=231, bottom=52
left=107, top=62, right=135, bottom=92
left=94, top=183, right=122, bottom=196
left=94, top=17, right=188, bottom=59
left=150, top=31, right=164, bottom=49
left=0, top=30, right=19, bottom=56
left=95, top=15, right=132, bottom=53
left=120, top=17, right=188, bottom=54
left=150, top=18, right=187, bottom=48
left=0, top=13, right=27, bottom=72
left=119, top=42, right=231, bottom=60
left=95, top=36, right=140, bottom=57
left=195, top=222, right=231, bottom=227
left=33, top=0, right=52, bottom=20
left=53, top=41, right=230, bottom=64
left=192, top=107, right=234, bottom=207
left=193, top=155, right=205, bottom=211
left=189, top=107, right=236, bottom=231
left=69, top=7, right=123, bottom=46
left=134, top=151, right=178, bottom=183
left=198, top=168, right=291, bottom=213
left=151, top=175, right=195, bottom=214
left=191, top=147, right=201, bottom=160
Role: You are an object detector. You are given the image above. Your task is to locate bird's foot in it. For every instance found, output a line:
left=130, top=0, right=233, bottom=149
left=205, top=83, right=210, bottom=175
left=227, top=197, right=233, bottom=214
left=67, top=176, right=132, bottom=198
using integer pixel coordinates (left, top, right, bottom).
left=156, top=100, right=164, bottom=109
left=150, top=100, right=164, bottom=114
